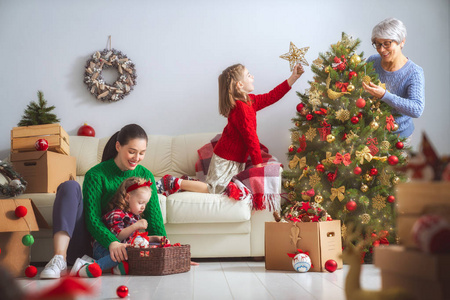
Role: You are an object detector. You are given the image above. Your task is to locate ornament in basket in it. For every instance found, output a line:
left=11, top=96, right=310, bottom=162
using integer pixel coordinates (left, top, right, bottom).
left=127, top=235, right=191, bottom=276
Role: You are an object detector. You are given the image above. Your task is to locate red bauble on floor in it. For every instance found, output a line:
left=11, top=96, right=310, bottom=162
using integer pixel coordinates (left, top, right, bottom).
left=324, top=259, right=338, bottom=272
left=116, top=285, right=129, bottom=298
left=25, top=265, right=38, bottom=278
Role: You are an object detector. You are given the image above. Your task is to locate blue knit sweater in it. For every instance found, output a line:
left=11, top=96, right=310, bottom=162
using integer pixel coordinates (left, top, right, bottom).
left=367, top=54, right=425, bottom=138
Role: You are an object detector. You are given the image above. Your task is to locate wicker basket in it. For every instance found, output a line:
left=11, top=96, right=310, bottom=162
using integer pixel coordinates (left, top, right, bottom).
left=127, top=245, right=191, bottom=276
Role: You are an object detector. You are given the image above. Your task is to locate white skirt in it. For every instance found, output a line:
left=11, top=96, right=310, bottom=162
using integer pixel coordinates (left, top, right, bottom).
left=205, top=154, right=245, bottom=194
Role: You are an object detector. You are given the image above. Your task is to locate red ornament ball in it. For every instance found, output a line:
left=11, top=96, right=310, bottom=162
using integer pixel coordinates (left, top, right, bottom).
left=369, top=168, right=378, bottom=176
left=296, top=103, right=305, bottom=112
left=395, top=141, right=404, bottom=150
left=356, top=98, right=366, bottom=108
left=388, top=155, right=399, bottom=166
left=116, top=285, right=129, bottom=298
left=351, top=116, right=359, bottom=124
left=324, top=259, right=338, bottom=272
left=25, top=265, right=38, bottom=278
left=412, top=214, right=450, bottom=253
left=346, top=200, right=357, bottom=211
left=353, top=166, right=362, bottom=175
left=316, top=164, right=325, bottom=173
left=15, top=206, right=28, bottom=218
left=306, top=114, right=313, bottom=121
left=387, top=195, right=395, bottom=203
left=77, top=123, right=96, bottom=137
left=35, top=139, right=49, bottom=151
left=349, top=71, right=357, bottom=80
left=288, top=145, right=294, bottom=153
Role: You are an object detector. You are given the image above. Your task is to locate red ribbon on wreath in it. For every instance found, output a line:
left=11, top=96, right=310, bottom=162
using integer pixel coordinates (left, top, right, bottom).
left=386, top=115, right=395, bottom=131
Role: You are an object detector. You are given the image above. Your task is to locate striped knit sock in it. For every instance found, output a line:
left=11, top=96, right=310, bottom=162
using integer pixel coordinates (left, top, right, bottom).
left=76, top=262, right=102, bottom=278
left=156, top=175, right=182, bottom=196
left=111, top=261, right=129, bottom=275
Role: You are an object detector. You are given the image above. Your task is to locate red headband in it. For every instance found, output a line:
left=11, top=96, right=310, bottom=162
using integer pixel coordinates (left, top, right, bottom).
left=126, top=180, right=152, bottom=193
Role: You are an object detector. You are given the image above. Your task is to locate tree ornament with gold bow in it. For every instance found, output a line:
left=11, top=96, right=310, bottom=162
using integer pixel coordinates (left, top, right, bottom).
left=355, top=146, right=373, bottom=164
left=289, top=156, right=306, bottom=170
left=330, top=186, right=346, bottom=202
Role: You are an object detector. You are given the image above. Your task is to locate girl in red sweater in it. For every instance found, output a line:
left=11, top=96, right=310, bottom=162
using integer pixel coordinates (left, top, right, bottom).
left=205, top=63, right=305, bottom=195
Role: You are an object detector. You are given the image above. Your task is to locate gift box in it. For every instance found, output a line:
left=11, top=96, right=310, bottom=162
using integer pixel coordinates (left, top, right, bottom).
left=11, top=123, right=70, bottom=155
left=10, top=151, right=76, bottom=193
left=127, top=245, right=191, bottom=276
left=265, top=220, right=342, bottom=272
left=0, top=198, right=49, bottom=277
left=396, top=182, right=450, bottom=249
left=374, top=245, right=450, bottom=300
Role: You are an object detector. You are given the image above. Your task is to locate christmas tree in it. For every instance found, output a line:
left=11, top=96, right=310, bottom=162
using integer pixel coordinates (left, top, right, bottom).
left=281, top=33, right=409, bottom=248
left=18, top=91, right=60, bottom=126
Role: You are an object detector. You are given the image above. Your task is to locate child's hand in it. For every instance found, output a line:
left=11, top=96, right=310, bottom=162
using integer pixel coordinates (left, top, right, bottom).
left=287, top=64, right=304, bottom=86
left=134, top=219, right=148, bottom=230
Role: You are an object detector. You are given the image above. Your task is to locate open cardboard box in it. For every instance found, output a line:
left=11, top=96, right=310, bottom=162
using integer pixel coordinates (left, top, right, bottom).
left=265, top=220, right=342, bottom=272
left=0, top=198, right=49, bottom=277
left=396, top=182, right=450, bottom=249
left=374, top=245, right=450, bottom=300
left=10, top=151, right=76, bottom=193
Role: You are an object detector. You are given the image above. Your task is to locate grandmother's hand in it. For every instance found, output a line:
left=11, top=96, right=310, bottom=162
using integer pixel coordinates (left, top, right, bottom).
left=362, top=82, right=386, bottom=99
left=109, top=241, right=130, bottom=263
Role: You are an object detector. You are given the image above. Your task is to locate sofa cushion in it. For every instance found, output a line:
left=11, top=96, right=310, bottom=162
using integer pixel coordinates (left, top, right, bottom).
left=143, top=135, right=173, bottom=177
left=166, top=192, right=251, bottom=223
left=171, top=133, right=218, bottom=177
left=69, top=136, right=100, bottom=176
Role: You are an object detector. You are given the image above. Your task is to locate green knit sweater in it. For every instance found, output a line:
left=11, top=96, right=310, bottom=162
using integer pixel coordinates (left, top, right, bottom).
left=82, top=159, right=166, bottom=249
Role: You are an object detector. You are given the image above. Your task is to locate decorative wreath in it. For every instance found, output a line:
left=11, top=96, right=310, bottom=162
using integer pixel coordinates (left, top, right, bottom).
left=0, top=160, right=27, bottom=198
left=84, top=48, right=137, bottom=102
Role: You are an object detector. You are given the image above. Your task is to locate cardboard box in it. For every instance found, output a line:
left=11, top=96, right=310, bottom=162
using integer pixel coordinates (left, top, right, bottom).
left=374, top=245, right=450, bottom=300
left=265, top=220, right=342, bottom=272
left=11, top=123, right=70, bottom=155
left=396, top=182, right=450, bottom=249
left=0, top=198, right=49, bottom=277
left=10, top=151, right=76, bottom=193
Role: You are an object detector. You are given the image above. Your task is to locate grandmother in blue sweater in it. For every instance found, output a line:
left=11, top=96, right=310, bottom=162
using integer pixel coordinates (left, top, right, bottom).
left=363, top=18, right=425, bottom=139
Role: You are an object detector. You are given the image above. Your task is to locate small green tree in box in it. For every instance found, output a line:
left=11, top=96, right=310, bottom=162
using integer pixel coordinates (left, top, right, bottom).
left=18, top=91, right=60, bottom=126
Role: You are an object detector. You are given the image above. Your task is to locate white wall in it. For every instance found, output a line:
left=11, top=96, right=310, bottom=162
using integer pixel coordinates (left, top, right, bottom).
left=1, top=0, right=449, bottom=166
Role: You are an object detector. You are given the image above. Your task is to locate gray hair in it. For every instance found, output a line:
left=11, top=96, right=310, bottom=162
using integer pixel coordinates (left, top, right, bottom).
left=371, top=18, right=407, bottom=44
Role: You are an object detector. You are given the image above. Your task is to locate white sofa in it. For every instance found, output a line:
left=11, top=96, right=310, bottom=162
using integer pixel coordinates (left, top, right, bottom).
left=12, top=132, right=277, bottom=262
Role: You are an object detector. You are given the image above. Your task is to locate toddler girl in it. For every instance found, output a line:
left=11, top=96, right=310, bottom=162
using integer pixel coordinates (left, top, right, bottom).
left=70, top=177, right=165, bottom=277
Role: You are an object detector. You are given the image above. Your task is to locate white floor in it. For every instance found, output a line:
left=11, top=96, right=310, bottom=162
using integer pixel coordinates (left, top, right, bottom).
left=17, top=262, right=382, bottom=300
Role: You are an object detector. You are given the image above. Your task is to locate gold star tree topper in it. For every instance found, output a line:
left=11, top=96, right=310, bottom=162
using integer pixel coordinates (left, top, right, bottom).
left=280, top=42, right=309, bottom=71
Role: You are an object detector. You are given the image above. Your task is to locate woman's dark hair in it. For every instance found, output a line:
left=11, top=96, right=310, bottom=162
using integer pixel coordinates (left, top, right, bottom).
left=101, top=124, right=148, bottom=162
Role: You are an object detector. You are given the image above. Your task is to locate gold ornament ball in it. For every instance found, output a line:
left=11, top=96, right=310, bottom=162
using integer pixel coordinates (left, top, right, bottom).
left=350, top=54, right=361, bottom=65
left=290, top=179, right=296, bottom=187
left=347, top=84, right=355, bottom=92
left=364, top=174, right=373, bottom=182
left=324, top=66, right=330, bottom=73
left=361, top=184, right=369, bottom=192
left=284, top=181, right=290, bottom=189
left=288, top=191, right=296, bottom=200
left=392, top=123, right=399, bottom=132
left=326, top=134, right=336, bottom=143
left=392, top=176, right=400, bottom=185
left=295, top=121, right=301, bottom=127
left=315, top=195, right=323, bottom=203
left=370, top=120, right=379, bottom=130
left=363, top=75, right=371, bottom=85
left=361, top=213, right=371, bottom=224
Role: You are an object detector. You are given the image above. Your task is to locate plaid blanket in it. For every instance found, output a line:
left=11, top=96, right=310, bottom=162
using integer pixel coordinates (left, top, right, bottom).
left=195, top=134, right=282, bottom=211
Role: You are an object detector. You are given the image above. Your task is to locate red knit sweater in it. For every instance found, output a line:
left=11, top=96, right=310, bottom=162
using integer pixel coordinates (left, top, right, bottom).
left=214, top=80, right=291, bottom=165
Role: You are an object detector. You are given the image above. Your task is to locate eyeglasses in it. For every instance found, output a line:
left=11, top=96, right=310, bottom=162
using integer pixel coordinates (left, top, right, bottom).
left=372, top=40, right=395, bottom=49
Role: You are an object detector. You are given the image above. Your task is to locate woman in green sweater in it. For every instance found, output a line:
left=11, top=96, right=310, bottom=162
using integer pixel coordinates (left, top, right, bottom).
left=40, top=124, right=194, bottom=279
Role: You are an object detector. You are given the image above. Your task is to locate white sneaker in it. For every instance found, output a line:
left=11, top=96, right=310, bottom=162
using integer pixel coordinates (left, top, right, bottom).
left=81, top=254, right=95, bottom=263
left=40, top=255, right=67, bottom=279
left=69, top=257, right=89, bottom=276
